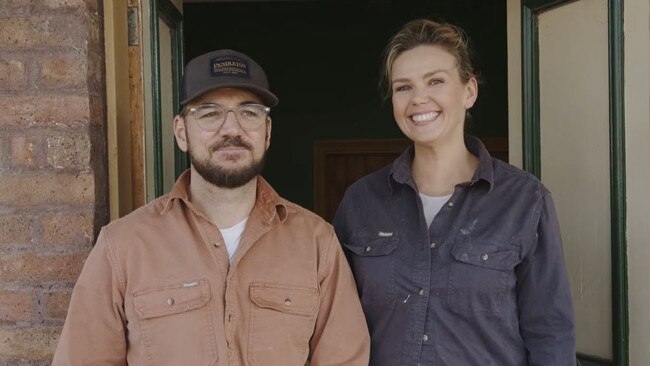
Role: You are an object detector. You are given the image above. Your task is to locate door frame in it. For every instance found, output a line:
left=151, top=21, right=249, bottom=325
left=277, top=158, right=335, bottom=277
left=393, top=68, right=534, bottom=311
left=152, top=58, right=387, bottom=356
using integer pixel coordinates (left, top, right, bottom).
left=521, top=0, right=627, bottom=364
left=150, top=0, right=186, bottom=197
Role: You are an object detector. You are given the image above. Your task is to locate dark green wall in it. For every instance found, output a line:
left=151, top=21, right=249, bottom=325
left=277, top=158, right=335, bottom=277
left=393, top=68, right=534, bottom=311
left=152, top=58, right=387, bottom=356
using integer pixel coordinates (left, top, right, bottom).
left=183, top=0, right=508, bottom=209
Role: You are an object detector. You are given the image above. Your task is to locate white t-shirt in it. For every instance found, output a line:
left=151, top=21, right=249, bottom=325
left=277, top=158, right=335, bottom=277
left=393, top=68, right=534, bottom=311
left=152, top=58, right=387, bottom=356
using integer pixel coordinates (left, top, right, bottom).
left=419, top=193, right=453, bottom=228
left=219, top=217, right=248, bottom=261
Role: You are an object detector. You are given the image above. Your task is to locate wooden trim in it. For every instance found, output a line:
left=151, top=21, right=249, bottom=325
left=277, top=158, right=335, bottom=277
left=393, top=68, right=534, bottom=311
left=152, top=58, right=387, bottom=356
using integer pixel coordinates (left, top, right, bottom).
left=105, top=0, right=136, bottom=219
left=150, top=0, right=163, bottom=197
left=577, top=353, right=613, bottom=366
left=128, top=0, right=146, bottom=209
left=521, top=0, right=628, bottom=364
left=521, top=4, right=540, bottom=177
left=150, top=0, right=184, bottom=197
left=608, top=0, right=628, bottom=364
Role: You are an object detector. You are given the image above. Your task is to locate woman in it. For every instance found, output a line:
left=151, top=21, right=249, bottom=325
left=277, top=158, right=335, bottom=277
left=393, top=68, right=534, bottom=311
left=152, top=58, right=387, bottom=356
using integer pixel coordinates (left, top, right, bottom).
left=333, top=19, right=576, bottom=366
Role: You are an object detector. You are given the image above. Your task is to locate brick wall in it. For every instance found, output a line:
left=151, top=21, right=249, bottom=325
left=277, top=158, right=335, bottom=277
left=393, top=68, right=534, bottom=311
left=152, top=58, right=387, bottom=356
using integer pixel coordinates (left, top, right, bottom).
left=0, top=0, right=107, bottom=364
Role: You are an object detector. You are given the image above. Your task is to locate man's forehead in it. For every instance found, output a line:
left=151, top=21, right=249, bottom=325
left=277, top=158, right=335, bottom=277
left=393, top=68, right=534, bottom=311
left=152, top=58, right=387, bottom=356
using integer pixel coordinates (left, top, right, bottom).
left=193, top=87, right=263, bottom=105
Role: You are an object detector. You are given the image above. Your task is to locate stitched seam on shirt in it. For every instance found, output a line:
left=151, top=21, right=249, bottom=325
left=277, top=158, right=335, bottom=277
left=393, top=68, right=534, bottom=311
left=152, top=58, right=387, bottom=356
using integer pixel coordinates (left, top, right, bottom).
left=103, top=228, right=126, bottom=294
left=526, top=189, right=546, bottom=259
left=318, top=229, right=337, bottom=286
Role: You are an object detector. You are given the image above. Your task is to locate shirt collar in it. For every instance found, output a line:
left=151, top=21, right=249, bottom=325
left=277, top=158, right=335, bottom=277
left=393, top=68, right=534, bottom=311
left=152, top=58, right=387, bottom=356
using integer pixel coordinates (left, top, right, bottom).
left=161, top=170, right=288, bottom=223
left=389, top=135, right=495, bottom=193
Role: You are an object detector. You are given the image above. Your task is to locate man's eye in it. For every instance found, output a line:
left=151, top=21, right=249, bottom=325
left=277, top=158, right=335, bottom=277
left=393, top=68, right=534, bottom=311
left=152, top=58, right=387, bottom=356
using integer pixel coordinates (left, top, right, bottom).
left=240, top=109, right=260, bottom=118
left=198, top=110, right=223, bottom=119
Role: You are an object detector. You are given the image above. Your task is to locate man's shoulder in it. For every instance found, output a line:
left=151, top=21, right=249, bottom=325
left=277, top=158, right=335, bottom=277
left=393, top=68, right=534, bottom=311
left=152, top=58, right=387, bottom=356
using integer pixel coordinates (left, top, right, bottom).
left=280, top=198, right=332, bottom=228
left=102, top=194, right=174, bottom=237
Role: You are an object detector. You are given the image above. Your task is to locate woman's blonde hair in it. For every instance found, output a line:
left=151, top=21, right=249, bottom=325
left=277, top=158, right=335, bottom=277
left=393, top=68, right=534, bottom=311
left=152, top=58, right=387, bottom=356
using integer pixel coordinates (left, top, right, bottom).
left=381, top=19, right=476, bottom=101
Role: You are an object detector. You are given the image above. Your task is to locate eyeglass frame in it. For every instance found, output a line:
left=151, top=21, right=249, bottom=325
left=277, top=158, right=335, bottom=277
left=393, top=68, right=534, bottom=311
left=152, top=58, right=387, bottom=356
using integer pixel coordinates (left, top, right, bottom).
left=180, top=102, right=271, bottom=132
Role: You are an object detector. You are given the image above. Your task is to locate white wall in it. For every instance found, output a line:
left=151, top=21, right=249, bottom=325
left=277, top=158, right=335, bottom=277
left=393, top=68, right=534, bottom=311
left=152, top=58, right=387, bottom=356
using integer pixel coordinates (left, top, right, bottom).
left=625, top=0, right=650, bottom=364
left=537, top=0, right=612, bottom=358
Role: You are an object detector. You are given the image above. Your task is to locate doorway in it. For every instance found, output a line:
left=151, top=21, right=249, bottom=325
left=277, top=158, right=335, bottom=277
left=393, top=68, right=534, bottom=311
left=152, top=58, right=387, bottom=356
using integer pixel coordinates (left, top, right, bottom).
left=182, top=0, right=509, bottom=209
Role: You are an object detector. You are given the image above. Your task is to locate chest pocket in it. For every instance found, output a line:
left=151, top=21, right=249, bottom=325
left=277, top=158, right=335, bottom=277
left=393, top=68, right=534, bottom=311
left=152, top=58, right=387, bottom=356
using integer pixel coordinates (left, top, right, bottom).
left=447, top=239, right=519, bottom=315
left=248, top=282, right=318, bottom=366
left=343, top=235, right=399, bottom=304
left=133, top=279, right=217, bottom=366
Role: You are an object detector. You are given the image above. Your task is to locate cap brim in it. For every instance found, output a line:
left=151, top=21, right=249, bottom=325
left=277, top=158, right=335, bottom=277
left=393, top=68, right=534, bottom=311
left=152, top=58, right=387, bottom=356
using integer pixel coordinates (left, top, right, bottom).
left=180, top=83, right=279, bottom=107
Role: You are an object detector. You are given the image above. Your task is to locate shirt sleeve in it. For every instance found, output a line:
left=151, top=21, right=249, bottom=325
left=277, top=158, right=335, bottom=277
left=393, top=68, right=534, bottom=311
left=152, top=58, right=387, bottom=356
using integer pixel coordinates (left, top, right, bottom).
left=308, top=229, right=370, bottom=366
left=52, top=228, right=127, bottom=366
left=516, top=192, right=576, bottom=366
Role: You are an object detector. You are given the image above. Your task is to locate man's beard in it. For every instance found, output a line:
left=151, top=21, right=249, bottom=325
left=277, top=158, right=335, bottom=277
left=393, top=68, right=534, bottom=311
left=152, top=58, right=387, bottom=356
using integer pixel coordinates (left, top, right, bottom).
left=188, top=135, right=266, bottom=189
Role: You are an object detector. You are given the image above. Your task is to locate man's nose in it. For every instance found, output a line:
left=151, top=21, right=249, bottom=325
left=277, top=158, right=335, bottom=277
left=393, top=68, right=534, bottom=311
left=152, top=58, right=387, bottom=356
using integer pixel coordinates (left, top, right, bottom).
left=218, top=110, right=243, bottom=134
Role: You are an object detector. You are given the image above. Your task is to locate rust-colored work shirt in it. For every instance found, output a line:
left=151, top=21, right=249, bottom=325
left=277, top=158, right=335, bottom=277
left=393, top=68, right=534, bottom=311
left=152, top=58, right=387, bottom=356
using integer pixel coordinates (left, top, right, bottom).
left=52, top=172, right=370, bottom=366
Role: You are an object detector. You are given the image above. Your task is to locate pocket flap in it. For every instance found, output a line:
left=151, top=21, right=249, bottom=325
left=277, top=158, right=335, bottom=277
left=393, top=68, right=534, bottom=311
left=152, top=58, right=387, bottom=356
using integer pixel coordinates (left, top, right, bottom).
left=451, top=240, right=519, bottom=270
left=249, top=282, right=318, bottom=317
left=343, top=236, right=399, bottom=256
left=134, top=279, right=211, bottom=320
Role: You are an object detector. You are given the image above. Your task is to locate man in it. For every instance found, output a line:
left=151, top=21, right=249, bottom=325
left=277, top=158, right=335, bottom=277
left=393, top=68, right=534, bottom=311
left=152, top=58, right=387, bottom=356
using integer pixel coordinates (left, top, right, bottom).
left=52, top=49, right=370, bottom=366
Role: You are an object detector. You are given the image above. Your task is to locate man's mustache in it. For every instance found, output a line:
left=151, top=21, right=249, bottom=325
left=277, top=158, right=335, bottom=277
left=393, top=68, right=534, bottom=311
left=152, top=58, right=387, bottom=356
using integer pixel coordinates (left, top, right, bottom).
left=210, top=136, right=253, bottom=152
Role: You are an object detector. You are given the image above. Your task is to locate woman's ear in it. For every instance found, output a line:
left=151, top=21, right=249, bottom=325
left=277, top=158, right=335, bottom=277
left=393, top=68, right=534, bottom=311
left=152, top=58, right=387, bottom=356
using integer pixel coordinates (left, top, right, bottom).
left=464, top=77, right=479, bottom=109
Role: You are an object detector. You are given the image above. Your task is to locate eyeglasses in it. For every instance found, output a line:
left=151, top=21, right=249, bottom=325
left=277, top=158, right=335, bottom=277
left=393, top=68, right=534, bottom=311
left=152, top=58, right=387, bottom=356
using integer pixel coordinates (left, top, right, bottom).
left=184, top=103, right=270, bottom=131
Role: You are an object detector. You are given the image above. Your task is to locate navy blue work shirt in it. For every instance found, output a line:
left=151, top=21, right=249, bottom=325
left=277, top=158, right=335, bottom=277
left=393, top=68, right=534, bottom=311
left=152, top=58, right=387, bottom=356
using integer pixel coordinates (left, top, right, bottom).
left=333, top=136, right=576, bottom=366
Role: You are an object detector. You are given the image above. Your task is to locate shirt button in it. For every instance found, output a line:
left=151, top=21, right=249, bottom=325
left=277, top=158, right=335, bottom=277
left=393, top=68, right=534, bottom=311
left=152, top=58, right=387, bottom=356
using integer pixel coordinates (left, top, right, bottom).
left=422, top=334, right=429, bottom=342
left=167, top=297, right=175, bottom=306
left=365, top=246, right=371, bottom=252
left=418, top=288, right=424, bottom=296
left=284, top=298, right=292, bottom=306
left=481, top=253, right=489, bottom=261
left=429, top=242, right=436, bottom=249
left=213, top=242, right=221, bottom=248
left=447, top=201, right=454, bottom=207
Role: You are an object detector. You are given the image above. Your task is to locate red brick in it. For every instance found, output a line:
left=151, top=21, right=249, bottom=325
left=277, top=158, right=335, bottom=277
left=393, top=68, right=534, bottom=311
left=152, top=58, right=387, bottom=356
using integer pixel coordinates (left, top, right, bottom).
left=0, top=138, right=6, bottom=170
left=0, top=326, right=60, bottom=360
left=0, top=16, right=88, bottom=48
left=0, top=95, right=91, bottom=127
left=0, top=290, right=35, bottom=322
left=0, top=0, right=31, bottom=15
left=0, top=59, right=26, bottom=90
left=43, top=290, right=71, bottom=320
left=27, top=0, right=101, bottom=13
left=10, top=136, right=40, bottom=167
left=0, top=251, right=89, bottom=283
left=39, top=56, right=87, bottom=89
left=41, top=0, right=87, bottom=9
left=41, top=213, right=93, bottom=245
left=0, top=215, right=33, bottom=245
left=0, top=173, right=95, bottom=206
left=46, top=135, right=91, bottom=170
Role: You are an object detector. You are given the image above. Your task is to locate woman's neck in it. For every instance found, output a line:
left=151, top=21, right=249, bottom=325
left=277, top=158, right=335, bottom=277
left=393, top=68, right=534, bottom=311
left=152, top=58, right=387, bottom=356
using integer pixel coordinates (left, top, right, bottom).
left=411, top=139, right=479, bottom=196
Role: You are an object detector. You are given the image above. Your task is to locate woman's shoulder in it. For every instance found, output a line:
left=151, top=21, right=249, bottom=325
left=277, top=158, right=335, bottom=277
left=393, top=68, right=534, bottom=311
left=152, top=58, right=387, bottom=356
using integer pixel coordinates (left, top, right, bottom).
left=345, top=163, right=394, bottom=194
left=490, top=158, right=550, bottom=196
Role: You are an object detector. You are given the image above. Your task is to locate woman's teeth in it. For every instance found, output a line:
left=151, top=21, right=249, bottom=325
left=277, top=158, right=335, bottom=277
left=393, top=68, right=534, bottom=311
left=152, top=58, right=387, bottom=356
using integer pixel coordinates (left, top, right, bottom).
left=411, top=112, right=440, bottom=123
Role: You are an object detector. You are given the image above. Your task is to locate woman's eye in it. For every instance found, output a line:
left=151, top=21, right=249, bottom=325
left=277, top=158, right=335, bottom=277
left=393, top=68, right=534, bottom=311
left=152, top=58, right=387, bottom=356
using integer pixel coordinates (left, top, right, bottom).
left=394, top=85, right=410, bottom=92
left=428, top=78, right=443, bottom=86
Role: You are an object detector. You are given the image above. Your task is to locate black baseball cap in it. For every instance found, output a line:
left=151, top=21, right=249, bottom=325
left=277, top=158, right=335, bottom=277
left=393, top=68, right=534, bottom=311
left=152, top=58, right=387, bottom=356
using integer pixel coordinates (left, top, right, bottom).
left=180, top=49, right=279, bottom=107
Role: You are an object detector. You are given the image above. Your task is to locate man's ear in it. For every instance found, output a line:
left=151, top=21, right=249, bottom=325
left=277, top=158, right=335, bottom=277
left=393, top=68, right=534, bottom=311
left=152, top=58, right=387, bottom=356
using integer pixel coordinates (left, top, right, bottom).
left=265, top=117, right=272, bottom=150
left=173, top=115, right=188, bottom=152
